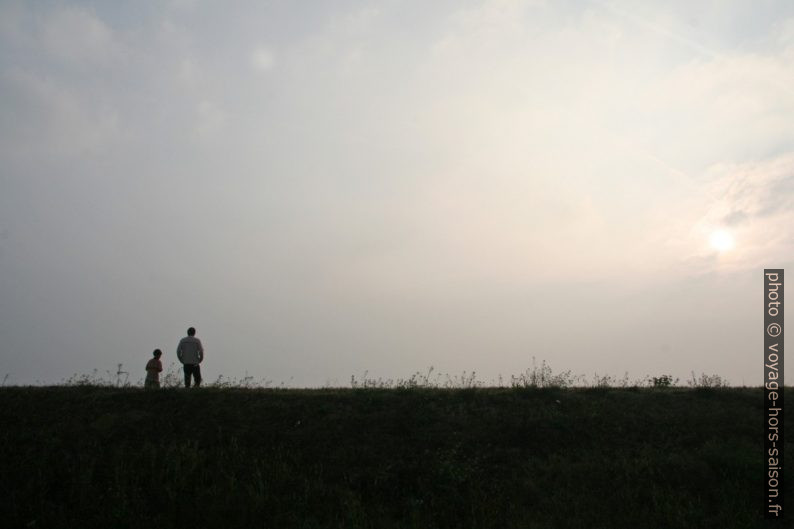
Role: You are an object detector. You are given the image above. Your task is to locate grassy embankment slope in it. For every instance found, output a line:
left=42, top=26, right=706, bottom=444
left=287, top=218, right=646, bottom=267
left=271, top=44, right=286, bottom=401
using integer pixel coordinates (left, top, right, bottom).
left=0, top=386, right=789, bottom=528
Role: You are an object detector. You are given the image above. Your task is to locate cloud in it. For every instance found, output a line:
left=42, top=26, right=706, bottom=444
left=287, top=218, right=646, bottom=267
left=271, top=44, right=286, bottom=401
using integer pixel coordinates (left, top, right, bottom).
left=168, top=0, right=199, bottom=11
left=721, top=210, right=748, bottom=227
left=194, top=100, right=227, bottom=139
left=251, top=47, right=275, bottom=72
left=708, top=156, right=794, bottom=221
left=41, top=6, right=118, bottom=65
left=0, top=4, right=127, bottom=158
left=0, top=70, right=119, bottom=158
left=657, top=154, right=794, bottom=275
left=236, top=1, right=794, bottom=290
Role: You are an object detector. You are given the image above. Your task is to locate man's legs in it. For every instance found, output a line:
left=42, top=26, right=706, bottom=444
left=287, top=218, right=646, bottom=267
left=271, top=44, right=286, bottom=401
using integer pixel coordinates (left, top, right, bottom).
left=183, top=364, right=202, bottom=387
left=183, top=365, right=192, bottom=387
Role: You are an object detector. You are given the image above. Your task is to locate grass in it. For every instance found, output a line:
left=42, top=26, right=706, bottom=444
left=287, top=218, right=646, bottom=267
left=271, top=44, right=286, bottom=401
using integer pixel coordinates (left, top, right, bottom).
left=37, top=357, right=730, bottom=390
left=0, top=378, right=788, bottom=528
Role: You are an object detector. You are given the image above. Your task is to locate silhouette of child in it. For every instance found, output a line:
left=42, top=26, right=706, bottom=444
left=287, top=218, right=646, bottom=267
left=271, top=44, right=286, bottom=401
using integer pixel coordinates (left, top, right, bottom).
left=145, top=349, right=163, bottom=389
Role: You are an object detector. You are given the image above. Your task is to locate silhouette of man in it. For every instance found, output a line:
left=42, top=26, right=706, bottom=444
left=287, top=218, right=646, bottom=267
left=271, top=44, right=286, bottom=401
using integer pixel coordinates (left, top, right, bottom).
left=177, top=327, right=204, bottom=387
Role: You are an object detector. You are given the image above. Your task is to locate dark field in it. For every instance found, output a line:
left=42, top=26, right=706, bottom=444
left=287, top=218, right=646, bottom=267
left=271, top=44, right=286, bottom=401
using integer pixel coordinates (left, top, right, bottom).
left=0, top=386, right=789, bottom=528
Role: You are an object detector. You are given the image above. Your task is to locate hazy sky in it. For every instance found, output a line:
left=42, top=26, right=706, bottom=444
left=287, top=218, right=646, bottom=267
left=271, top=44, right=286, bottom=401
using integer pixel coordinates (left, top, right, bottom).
left=1, top=0, right=792, bottom=386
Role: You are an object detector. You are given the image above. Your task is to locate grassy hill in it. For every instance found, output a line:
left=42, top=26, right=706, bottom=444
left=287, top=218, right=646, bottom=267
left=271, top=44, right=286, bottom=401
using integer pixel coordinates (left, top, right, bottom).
left=0, top=386, right=788, bottom=528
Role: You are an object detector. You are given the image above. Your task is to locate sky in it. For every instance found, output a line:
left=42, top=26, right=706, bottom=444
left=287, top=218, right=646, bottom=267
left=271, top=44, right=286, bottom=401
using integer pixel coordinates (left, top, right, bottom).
left=1, top=0, right=792, bottom=387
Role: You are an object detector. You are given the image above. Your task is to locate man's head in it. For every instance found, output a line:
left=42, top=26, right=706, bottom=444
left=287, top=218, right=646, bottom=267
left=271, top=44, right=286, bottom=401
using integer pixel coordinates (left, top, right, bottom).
left=187, top=327, right=196, bottom=336
left=153, top=349, right=162, bottom=358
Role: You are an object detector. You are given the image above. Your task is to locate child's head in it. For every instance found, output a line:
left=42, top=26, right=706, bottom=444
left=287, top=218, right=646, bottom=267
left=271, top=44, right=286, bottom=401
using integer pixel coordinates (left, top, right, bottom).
left=153, top=349, right=162, bottom=358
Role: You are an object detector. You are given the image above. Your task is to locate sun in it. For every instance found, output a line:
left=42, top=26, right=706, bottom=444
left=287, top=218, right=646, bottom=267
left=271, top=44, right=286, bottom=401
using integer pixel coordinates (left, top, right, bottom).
left=709, top=229, right=735, bottom=253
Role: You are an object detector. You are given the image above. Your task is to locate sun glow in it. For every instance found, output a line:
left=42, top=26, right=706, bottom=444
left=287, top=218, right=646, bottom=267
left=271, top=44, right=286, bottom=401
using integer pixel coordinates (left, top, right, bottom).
left=709, top=229, right=735, bottom=253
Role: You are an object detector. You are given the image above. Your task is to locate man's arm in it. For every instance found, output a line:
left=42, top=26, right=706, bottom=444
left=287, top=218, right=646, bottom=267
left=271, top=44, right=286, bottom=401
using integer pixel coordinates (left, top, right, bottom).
left=198, top=340, right=204, bottom=363
left=177, top=340, right=184, bottom=363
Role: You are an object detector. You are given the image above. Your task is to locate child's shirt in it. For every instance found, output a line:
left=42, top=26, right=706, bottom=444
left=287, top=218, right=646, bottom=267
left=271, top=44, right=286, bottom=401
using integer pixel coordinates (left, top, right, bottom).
left=145, top=358, right=163, bottom=381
